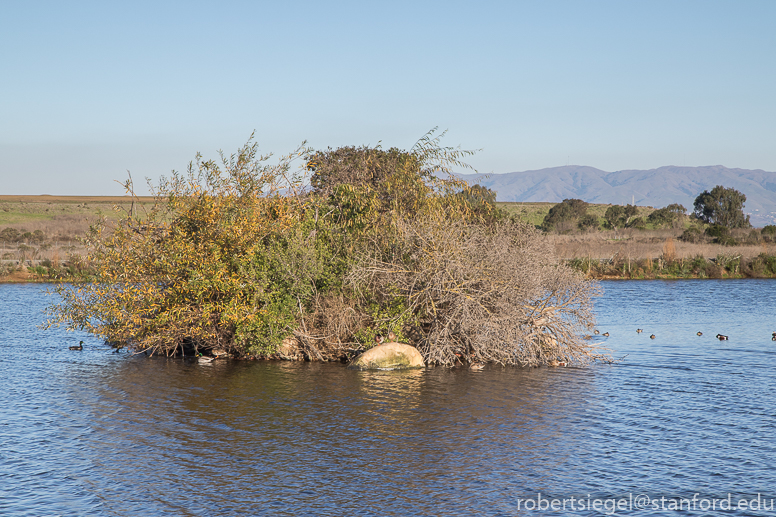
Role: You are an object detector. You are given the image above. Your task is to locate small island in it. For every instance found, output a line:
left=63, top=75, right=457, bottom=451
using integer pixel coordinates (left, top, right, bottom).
left=36, top=133, right=601, bottom=368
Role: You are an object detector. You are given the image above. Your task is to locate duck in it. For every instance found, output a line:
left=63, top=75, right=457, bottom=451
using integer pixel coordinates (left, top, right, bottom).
left=69, top=341, right=84, bottom=351
left=650, top=334, right=656, bottom=339
left=602, top=332, right=610, bottom=337
left=375, top=335, right=385, bottom=346
left=636, top=329, right=643, bottom=333
left=198, top=355, right=215, bottom=363
left=594, top=330, right=600, bottom=335
left=772, top=335, right=776, bottom=341
left=387, top=331, right=397, bottom=343
left=548, top=359, right=567, bottom=367
left=716, top=334, right=728, bottom=341
left=697, top=331, right=703, bottom=336
left=469, top=362, right=485, bottom=370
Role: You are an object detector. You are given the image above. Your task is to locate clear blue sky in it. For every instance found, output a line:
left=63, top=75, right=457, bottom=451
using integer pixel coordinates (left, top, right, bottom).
left=1, top=0, right=774, bottom=195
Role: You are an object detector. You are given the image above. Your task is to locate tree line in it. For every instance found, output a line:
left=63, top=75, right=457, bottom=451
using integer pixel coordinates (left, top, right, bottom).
left=538, top=185, right=775, bottom=245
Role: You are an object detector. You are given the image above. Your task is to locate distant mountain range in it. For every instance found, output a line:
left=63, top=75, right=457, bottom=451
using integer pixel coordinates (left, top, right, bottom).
left=457, top=165, right=776, bottom=227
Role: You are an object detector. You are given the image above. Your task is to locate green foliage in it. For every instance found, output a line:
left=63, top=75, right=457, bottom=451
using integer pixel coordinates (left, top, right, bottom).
left=603, top=204, right=638, bottom=230
left=577, top=214, right=600, bottom=231
left=693, top=185, right=750, bottom=228
left=541, top=199, right=588, bottom=232
left=0, top=228, right=21, bottom=243
left=647, top=203, right=686, bottom=228
left=354, top=294, right=413, bottom=348
left=679, top=226, right=703, bottom=243
left=703, top=224, right=738, bottom=245
left=762, top=225, right=776, bottom=242
left=625, top=216, right=646, bottom=229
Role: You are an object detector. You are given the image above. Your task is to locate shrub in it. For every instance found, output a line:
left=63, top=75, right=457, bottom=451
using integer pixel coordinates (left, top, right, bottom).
left=578, top=214, right=599, bottom=231
left=47, top=132, right=603, bottom=366
left=679, top=226, right=703, bottom=243
left=762, top=225, right=776, bottom=242
left=0, top=228, right=21, bottom=243
left=647, top=204, right=686, bottom=228
left=604, top=204, right=638, bottom=230
left=541, top=199, right=588, bottom=232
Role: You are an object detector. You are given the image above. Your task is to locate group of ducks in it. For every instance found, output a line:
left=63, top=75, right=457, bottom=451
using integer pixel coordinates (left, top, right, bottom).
left=601, top=330, right=776, bottom=341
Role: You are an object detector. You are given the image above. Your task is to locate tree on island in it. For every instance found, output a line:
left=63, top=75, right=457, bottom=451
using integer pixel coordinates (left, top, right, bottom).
left=693, top=186, right=751, bottom=228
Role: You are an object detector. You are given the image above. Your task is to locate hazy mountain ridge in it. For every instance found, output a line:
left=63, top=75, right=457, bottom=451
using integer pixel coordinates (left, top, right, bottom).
left=458, top=165, right=776, bottom=226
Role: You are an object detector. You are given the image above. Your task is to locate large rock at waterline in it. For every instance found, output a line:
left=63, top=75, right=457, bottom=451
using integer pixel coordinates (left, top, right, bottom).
left=349, top=343, right=425, bottom=370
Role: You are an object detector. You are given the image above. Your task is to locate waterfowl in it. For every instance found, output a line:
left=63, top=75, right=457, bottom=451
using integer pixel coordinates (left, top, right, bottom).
left=198, top=355, right=215, bottom=363
left=69, top=341, right=84, bottom=351
left=469, top=362, right=485, bottom=370
left=636, top=329, right=643, bottom=333
left=602, top=332, right=610, bottom=337
left=697, top=332, right=703, bottom=336
left=650, top=334, right=656, bottom=339
left=375, top=335, right=385, bottom=346
left=387, top=331, right=397, bottom=342
left=548, top=359, right=567, bottom=367
left=594, top=330, right=600, bottom=335
left=772, top=335, right=776, bottom=341
left=717, top=334, right=729, bottom=341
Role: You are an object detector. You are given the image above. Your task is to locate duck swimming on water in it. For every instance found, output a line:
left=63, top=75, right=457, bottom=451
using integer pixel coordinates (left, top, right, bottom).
left=636, top=329, right=643, bottom=333
left=650, top=334, right=656, bottom=339
left=697, top=332, right=703, bottom=336
left=716, top=334, right=729, bottom=341
left=69, top=341, right=83, bottom=351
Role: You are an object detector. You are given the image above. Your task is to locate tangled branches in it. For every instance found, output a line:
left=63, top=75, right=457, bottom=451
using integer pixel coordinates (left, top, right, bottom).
left=348, top=219, right=602, bottom=366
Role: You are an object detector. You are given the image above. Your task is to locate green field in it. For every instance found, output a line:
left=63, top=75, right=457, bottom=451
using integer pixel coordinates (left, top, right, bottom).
left=0, top=195, right=156, bottom=235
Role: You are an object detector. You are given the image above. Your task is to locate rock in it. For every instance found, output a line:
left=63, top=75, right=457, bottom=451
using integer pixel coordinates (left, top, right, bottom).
left=349, top=342, right=425, bottom=370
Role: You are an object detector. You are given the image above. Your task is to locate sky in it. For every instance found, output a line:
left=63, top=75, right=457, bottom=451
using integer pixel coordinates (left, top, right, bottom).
left=1, top=0, right=775, bottom=195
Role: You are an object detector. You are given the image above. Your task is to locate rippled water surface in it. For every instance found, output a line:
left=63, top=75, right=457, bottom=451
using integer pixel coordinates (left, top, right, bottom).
left=2, top=281, right=776, bottom=516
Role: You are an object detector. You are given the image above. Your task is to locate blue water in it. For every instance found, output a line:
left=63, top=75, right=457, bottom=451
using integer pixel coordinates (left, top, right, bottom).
left=1, top=280, right=775, bottom=516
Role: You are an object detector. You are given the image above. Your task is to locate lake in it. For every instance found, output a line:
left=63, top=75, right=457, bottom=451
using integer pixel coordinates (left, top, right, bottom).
left=1, top=280, right=775, bottom=516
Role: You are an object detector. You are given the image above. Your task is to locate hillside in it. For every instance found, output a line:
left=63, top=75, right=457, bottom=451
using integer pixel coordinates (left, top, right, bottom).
left=458, top=165, right=776, bottom=227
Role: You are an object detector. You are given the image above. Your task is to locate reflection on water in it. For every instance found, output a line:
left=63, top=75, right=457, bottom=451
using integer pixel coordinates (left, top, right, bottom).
left=1, top=281, right=775, bottom=516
